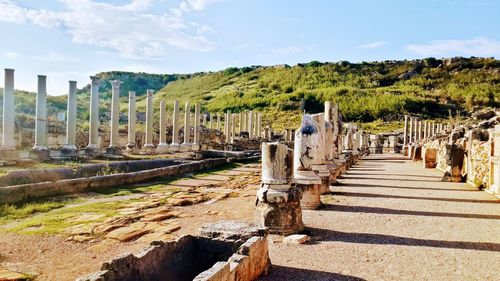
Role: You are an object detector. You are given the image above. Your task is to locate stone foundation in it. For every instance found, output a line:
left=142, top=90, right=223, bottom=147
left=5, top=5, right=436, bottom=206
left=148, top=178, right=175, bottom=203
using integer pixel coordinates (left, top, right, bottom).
left=78, top=222, right=270, bottom=281
left=297, top=183, right=322, bottom=210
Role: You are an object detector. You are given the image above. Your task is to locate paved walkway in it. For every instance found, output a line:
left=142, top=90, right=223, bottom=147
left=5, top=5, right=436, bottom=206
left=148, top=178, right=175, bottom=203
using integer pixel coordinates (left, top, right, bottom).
left=264, top=154, right=500, bottom=281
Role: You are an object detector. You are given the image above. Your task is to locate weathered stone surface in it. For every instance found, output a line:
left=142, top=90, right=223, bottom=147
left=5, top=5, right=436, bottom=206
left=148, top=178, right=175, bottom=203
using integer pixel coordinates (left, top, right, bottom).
left=106, top=225, right=151, bottom=242
left=283, top=234, right=310, bottom=244
left=0, top=269, right=32, bottom=281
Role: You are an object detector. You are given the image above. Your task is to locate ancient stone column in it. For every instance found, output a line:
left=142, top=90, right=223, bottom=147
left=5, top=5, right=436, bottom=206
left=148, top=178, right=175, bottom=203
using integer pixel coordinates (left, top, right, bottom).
left=192, top=103, right=201, bottom=151
left=408, top=117, right=414, bottom=144
left=170, top=100, right=181, bottom=151
left=402, top=115, right=409, bottom=155
left=294, top=114, right=323, bottom=210
left=257, top=112, right=262, bottom=138
left=324, top=102, right=340, bottom=182
left=85, top=76, right=100, bottom=156
left=1, top=69, right=15, bottom=151
left=432, top=122, right=436, bottom=136
left=126, top=91, right=136, bottom=151
left=157, top=99, right=169, bottom=153
left=231, top=113, right=236, bottom=143
left=209, top=113, right=213, bottom=129
left=225, top=110, right=232, bottom=143
left=31, top=75, right=50, bottom=160
left=238, top=112, right=242, bottom=135
left=242, top=111, right=247, bottom=132
left=216, top=112, right=221, bottom=131
left=181, top=102, right=192, bottom=150
left=248, top=111, right=254, bottom=138
left=142, top=89, right=156, bottom=153
left=255, top=142, right=303, bottom=235
left=423, top=121, right=428, bottom=140
left=106, top=80, right=121, bottom=154
left=418, top=119, right=423, bottom=141
left=61, top=81, right=78, bottom=156
left=311, top=113, right=331, bottom=194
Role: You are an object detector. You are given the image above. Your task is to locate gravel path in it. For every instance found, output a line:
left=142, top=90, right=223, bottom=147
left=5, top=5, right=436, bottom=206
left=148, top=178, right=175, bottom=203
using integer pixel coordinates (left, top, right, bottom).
left=263, top=154, right=500, bottom=281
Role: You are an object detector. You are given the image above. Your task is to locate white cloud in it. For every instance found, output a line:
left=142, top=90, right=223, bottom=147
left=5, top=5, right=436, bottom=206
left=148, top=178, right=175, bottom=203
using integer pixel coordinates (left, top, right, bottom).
left=0, top=0, right=221, bottom=58
left=34, top=51, right=80, bottom=63
left=3, top=51, right=20, bottom=59
left=271, top=45, right=314, bottom=55
left=406, top=37, right=500, bottom=56
left=358, top=41, right=386, bottom=49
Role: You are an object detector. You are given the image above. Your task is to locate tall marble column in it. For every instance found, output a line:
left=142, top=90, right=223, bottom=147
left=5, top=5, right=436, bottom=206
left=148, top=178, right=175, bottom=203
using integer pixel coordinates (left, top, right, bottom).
left=417, top=119, right=422, bottom=141
left=192, top=103, right=201, bottom=150
left=33, top=75, right=48, bottom=150
left=231, top=113, right=236, bottom=143
left=126, top=91, right=136, bottom=151
left=248, top=110, right=254, bottom=138
left=225, top=110, right=232, bottom=143
left=216, top=112, right=221, bottom=131
left=62, top=81, right=78, bottom=156
left=181, top=102, right=191, bottom=150
left=143, top=89, right=156, bottom=152
left=170, top=100, right=180, bottom=151
left=107, top=80, right=121, bottom=154
left=209, top=113, right=213, bottom=129
left=1, top=69, right=15, bottom=151
left=423, top=121, right=428, bottom=140
left=242, top=111, right=247, bottom=132
left=257, top=112, right=262, bottom=138
left=85, top=76, right=100, bottom=156
left=157, top=99, right=169, bottom=153
left=408, top=117, right=414, bottom=143
left=403, top=115, right=409, bottom=148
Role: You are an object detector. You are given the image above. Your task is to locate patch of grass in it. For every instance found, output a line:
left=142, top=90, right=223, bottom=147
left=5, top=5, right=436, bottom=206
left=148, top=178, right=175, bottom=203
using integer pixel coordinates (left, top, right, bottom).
left=193, top=162, right=240, bottom=177
left=4, top=200, right=133, bottom=235
left=0, top=200, right=76, bottom=224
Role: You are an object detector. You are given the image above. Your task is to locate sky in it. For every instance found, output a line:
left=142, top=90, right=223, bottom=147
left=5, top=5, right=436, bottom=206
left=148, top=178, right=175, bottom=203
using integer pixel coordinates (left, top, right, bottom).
left=0, top=0, right=499, bottom=95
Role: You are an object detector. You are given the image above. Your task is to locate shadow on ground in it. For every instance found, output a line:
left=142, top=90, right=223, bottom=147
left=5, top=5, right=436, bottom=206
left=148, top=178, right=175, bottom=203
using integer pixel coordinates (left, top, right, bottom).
left=321, top=204, right=500, bottom=220
left=259, top=265, right=367, bottom=281
left=307, top=227, right=500, bottom=252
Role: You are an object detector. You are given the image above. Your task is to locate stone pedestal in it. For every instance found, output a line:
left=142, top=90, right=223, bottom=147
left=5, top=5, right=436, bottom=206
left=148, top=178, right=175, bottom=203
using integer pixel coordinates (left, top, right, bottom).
left=424, top=148, right=437, bottom=168
left=441, top=144, right=465, bottom=182
left=293, top=114, right=323, bottom=210
left=255, top=142, right=303, bottom=235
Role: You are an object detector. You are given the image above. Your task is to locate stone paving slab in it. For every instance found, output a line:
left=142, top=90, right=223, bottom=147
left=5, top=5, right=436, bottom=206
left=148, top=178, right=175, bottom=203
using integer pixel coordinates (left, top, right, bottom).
left=195, top=174, right=232, bottom=181
left=214, top=170, right=249, bottom=176
left=168, top=178, right=220, bottom=187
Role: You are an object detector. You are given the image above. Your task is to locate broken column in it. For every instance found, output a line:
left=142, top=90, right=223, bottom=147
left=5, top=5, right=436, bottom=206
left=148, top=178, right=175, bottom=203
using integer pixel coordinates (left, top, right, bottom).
left=324, top=102, right=340, bottom=183
left=293, top=114, right=323, bottom=210
left=126, top=91, right=137, bottom=152
left=85, top=76, right=100, bottom=157
left=181, top=102, right=192, bottom=151
left=310, top=113, right=331, bottom=194
left=106, top=80, right=121, bottom=155
left=61, top=81, right=78, bottom=157
left=157, top=99, right=170, bottom=153
left=170, top=100, right=181, bottom=151
left=192, top=103, right=201, bottom=151
left=255, top=142, right=303, bottom=235
left=143, top=89, right=156, bottom=153
left=31, top=75, right=50, bottom=160
left=488, top=125, right=500, bottom=196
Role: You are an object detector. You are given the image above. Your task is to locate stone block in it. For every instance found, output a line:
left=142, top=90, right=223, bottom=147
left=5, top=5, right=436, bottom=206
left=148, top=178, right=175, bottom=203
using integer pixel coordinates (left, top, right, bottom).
left=283, top=234, right=310, bottom=244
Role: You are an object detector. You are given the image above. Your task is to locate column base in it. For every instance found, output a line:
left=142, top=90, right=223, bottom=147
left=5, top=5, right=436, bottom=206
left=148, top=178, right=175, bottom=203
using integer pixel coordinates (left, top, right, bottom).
left=84, top=144, right=101, bottom=158
left=0, top=149, right=20, bottom=161
left=180, top=143, right=192, bottom=151
left=255, top=186, right=304, bottom=235
left=191, top=143, right=200, bottom=151
left=169, top=143, right=181, bottom=152
left=142, top=144, right=157, bottom=155
left=60, top=145, right=79, bottom=158
left=296, top=183, right=322, bottom=210
left=105, top=146, right=122, bottom=155
left=156, top=143, right=170, bottom=154
left=30, top=147, right=51, bottom=161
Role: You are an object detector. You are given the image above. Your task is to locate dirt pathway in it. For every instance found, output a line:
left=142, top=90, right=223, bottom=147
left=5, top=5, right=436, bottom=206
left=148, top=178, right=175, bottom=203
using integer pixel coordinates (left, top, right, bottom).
left=263, top=154, right=500, bottom=281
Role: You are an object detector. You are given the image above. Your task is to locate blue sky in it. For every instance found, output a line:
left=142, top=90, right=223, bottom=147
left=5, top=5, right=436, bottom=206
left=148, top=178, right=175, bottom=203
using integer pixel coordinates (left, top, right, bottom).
left=0, top=0, right=499, bottom=95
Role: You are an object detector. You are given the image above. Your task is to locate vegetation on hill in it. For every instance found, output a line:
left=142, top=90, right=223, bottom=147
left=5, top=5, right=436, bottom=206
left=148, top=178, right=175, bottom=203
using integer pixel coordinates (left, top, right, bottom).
left=1, top=57, right=499, bottom=133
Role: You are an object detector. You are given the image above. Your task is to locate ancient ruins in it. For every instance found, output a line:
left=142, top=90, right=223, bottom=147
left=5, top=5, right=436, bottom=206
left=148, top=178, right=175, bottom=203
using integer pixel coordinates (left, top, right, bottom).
left=0, top=68, right=499, bottom=281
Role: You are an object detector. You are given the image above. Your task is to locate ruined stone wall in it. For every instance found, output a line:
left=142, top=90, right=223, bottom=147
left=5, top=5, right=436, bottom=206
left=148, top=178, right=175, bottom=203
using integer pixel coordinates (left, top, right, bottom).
left=468, top=140, right=492, bottom=188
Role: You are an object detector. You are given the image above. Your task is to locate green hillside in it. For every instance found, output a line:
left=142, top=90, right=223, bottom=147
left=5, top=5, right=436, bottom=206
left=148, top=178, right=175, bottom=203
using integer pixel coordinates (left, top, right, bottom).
left=147, top=57, right=500, bottom=131
left=1, top=57, right=499, bottom=133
